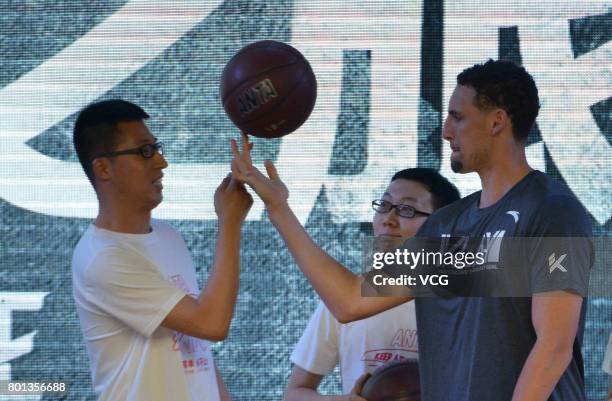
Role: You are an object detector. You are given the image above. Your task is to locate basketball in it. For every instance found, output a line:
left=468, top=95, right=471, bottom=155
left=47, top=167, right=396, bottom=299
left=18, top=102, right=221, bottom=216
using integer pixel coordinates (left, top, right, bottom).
left=360, top=360, right=421, bottom=401
left=219, top=40, right=317, bottom=138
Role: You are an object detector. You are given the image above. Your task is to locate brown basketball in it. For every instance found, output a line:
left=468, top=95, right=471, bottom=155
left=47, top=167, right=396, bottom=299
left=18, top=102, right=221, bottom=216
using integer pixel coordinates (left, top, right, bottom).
left=360, top=360, right=421, bottom=401
left=219, top=40, right=317, bottom=138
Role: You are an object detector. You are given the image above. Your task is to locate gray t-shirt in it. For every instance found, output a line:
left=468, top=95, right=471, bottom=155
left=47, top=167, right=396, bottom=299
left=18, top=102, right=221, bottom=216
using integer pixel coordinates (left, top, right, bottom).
left=412, top=170, right=592, bottom=401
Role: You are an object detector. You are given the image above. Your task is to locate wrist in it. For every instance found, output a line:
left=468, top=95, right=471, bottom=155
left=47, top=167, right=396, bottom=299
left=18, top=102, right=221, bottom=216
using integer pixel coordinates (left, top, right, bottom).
left=218, top=216, right=245, bottom=230
left=266, top=200, right=291, bottom=221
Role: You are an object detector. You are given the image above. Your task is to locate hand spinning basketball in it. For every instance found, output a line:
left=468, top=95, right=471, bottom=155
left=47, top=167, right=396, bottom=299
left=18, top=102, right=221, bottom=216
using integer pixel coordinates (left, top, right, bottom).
left=220, top=40, right=317, bottom=138
left=230, top=133, right=289, bottom=211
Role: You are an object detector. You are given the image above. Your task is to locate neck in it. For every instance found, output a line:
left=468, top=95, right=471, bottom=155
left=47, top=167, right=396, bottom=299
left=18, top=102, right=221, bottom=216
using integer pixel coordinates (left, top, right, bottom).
left=477, top=144, right=532, bottom=208
left=95, top=196, right=152, bottom=234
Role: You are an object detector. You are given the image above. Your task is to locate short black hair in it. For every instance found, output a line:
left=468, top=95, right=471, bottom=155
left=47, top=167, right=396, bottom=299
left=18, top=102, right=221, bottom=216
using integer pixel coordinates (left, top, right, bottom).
left=73, top=99, right=149, bottom=186
left=457, top=59, right=540, bottom=142
left=391, top=168, right=460, bottom=210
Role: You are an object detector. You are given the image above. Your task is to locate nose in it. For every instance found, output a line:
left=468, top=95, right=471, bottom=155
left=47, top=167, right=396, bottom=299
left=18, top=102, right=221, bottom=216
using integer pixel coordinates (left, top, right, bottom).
left=153, top=150, right=168, bottom=169
left=382, top=208, right=400, bottom=227
left=442, top=116, right=453, bottom=142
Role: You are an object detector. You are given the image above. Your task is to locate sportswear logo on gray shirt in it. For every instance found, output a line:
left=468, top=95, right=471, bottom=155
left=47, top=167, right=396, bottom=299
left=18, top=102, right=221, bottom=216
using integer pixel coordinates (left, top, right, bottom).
left=505, top=210, right=520, bottom=223
left=548, top=253, right=568, bottom=273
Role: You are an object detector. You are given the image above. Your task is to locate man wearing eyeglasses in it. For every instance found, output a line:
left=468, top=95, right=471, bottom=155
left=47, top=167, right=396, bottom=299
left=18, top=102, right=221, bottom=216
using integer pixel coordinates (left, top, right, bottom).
left=71, top=99, right=252, bottom=401
left=285, top=168, right=459, bottom=401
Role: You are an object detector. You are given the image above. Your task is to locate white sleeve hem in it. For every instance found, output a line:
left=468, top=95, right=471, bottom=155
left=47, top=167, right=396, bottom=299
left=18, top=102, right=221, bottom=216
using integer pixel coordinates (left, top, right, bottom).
left=289, top=354, right=336, bottom=377
left=289, top=302, right=340, bottom=376
left=142, top=291, right=187, bottom=337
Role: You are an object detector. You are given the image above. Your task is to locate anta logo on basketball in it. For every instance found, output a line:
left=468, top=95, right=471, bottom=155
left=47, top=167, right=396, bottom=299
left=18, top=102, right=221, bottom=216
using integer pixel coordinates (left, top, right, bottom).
left=237, top=78, right=278, bottom=116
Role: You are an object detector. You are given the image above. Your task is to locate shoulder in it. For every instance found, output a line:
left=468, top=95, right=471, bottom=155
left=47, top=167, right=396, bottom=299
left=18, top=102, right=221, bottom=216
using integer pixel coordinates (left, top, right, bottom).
left=522, top=172, right=592, bottom=236
left=72, top=244, right=136, bottom=291
left=85, top=245, right=143, bottom=274
left=79, top=243, right=178, bottom=300
left=520, top=171, right=572, bottom=200
left=72, top=226, right=131, bottom=272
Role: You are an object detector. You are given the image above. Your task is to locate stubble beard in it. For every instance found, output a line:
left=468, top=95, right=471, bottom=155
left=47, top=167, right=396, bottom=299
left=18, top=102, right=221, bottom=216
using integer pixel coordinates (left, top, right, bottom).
left=450, top=160, right=463, bottom=173
left=451, top=146, right=489, bottom=174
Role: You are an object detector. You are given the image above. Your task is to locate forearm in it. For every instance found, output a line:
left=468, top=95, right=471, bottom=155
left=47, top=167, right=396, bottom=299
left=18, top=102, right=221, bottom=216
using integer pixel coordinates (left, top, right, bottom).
left=268, top=204, right=362, bottom=322
left=285, top=387, right=348, bottom=401
left=198, top=220, right=242, bottom=335
left=511, top=339, right=573, bottom=401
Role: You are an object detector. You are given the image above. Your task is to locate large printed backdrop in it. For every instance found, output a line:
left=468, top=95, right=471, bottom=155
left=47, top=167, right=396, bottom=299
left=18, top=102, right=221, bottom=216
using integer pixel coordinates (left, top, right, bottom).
left=0, top=1, right=610, bottom=400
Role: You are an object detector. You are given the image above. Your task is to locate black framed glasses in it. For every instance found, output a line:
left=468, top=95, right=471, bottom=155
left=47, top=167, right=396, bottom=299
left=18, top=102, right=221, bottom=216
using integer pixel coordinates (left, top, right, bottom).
left=372, top=199, right=431, bottom=218
left=94, top=141, right=164, bottom=160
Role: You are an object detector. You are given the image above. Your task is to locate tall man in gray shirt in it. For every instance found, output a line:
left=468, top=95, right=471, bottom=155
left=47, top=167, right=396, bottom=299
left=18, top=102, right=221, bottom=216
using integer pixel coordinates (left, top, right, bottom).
left=230, top=60, right=592, bottom=401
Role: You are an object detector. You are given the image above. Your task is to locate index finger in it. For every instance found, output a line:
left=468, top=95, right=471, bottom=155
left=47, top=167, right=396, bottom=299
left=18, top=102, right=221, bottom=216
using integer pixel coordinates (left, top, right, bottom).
left=240, top=132, right=253, bottom=166
left=230, top=138, right=241, bottom=160
left=230, top=139, right=250, bottom=178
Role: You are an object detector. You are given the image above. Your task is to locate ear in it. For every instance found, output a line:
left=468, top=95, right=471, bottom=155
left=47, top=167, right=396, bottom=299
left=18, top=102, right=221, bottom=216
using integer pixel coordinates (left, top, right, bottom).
left=91, top=158, right=113, bottom=183
left=490, top=108, right=509, bottom=136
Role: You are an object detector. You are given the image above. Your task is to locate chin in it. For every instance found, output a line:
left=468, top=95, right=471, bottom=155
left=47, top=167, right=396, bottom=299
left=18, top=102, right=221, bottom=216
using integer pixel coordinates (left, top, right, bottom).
left=450, top=160, right=464, bottom=173
left=148, top=195, right=163, bottom=210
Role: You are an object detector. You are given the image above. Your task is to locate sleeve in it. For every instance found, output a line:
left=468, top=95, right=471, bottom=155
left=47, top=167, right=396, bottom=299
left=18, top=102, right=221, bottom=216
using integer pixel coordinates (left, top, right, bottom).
left=290, top=301, right=341, bottom=376
left=603, top=331, right=612, bottom=375
left=527, top=195, right=593, bottom=296
left=83, top=246, right=187, bottom=337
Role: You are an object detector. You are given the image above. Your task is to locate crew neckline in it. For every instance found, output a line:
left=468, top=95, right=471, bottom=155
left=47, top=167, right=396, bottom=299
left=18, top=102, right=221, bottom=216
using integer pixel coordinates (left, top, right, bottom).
left=91, top=220, right=157, bottom=241
left=473, top=170, right=539, bottom=214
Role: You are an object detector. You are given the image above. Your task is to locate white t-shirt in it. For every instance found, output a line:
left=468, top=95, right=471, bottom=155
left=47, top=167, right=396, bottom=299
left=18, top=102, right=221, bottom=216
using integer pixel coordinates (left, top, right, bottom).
left=291, top=301, right=418, bottom=394
left=72, top=220, right=221, bottom=401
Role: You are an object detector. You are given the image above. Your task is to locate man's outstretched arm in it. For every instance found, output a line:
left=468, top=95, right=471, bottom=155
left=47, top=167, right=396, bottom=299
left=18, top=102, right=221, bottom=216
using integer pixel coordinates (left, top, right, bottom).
left=230, top=135, right=409, bottom=322
left=268, top=195, right=408, bottom=322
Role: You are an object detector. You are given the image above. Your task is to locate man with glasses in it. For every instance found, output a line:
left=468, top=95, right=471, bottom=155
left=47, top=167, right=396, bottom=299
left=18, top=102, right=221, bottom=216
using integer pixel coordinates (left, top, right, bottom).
left=72, top=99, right=252, bottom=401
left=285, top=168, right=459, bottom=401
